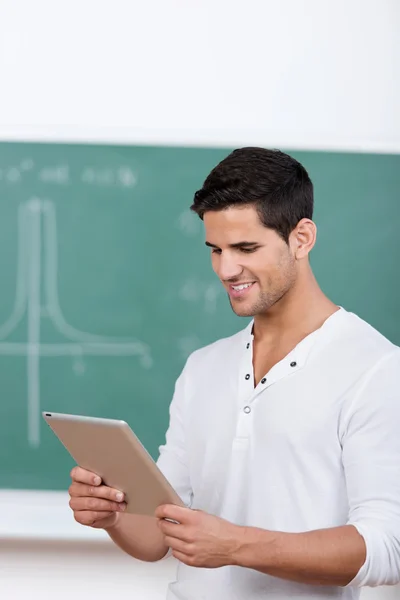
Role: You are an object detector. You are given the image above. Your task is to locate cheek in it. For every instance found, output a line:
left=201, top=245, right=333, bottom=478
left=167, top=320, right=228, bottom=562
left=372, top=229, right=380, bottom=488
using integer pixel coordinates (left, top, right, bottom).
left=250, top=253, right=275, bottom=278
left=257, top=252, right=292, bottom=285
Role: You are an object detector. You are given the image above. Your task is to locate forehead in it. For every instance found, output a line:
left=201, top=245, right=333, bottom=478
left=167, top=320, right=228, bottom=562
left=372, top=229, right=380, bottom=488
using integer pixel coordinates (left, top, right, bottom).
left=203, top=206, right=274, bottom=241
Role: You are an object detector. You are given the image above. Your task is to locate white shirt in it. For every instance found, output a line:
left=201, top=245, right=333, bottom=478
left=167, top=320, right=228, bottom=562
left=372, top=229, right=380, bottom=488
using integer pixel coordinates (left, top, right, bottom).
left=156, top=307, right=400, bottom=599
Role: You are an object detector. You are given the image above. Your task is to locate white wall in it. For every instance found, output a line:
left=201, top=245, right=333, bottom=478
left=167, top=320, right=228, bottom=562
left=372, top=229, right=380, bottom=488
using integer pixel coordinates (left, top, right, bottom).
left=0, top=1, right=399, bottom=598
left=0, top=0, right=399, bottom=151
left=1, top=538, right=178, bottom=599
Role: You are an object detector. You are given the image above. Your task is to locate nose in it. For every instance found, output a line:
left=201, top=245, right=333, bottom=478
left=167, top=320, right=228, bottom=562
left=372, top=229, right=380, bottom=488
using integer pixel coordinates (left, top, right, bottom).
left=216, top=252, right=243, bottom=282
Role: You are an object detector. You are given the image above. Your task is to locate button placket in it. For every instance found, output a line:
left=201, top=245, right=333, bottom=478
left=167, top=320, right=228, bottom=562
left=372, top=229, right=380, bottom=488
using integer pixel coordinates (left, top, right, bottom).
left=239, top=337, right=254, bottom=397
left=249, top=354, right=300, bottom=404
left=236, top=336, right=255, bottom=438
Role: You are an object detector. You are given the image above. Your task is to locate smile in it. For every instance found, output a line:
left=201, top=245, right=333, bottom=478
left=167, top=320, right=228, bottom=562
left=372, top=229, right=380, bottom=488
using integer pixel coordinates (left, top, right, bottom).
left=229, top=282, right=256, bottom=298
left=232, top=283, right=254, bottom=291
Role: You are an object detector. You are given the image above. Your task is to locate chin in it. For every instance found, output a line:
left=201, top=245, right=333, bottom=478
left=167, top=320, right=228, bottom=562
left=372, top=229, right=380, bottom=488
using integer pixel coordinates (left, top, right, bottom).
left=229, top=301, right=257, bottom=318
left=229, top=295, right=275, bottom=317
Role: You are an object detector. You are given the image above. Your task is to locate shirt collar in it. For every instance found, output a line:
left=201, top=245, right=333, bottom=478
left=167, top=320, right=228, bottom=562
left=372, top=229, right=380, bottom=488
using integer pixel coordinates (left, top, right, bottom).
left=241, top=306, right=346, bottom=370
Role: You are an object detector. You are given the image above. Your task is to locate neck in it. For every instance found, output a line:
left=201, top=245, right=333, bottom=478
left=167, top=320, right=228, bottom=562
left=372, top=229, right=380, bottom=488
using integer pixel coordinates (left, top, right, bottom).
left=252, top=269, right=339, bottom=344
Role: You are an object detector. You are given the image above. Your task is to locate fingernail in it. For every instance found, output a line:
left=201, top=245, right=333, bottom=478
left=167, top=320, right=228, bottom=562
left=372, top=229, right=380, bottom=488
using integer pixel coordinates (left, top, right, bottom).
left=116, top=492, right=124, bottom=502
left=118, top=503, right=127, bottom=511
left=93, top=476, right=101, bottom=485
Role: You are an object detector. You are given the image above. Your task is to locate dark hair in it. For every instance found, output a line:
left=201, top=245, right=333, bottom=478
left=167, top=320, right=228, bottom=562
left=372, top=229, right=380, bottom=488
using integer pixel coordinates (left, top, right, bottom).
left=190, top=147, right=313, bottom=244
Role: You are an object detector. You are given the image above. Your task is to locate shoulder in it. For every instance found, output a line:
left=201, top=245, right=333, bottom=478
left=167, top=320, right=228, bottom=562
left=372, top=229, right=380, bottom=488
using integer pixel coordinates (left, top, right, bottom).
left=336, top=310, right=400, bottom=413
left=344, top=309, right=396, bottom=345
left=183, top=320, right=251, bottom=374
left=340, top=346, right=400, bottom=439
left=330, top=308, right=399, bottom=367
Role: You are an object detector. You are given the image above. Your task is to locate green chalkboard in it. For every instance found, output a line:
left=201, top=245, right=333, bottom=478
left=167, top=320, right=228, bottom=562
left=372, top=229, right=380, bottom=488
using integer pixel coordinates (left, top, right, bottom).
left=0, top=142, right=399, bottom=491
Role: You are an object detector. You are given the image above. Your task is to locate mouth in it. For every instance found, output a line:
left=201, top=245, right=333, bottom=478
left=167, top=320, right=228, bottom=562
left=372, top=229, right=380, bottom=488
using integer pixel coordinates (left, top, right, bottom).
left=228, top=282, right=256, bottom=299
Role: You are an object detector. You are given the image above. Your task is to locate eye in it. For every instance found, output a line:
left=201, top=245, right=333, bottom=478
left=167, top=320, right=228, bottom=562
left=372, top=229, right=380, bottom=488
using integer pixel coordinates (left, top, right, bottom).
left=239, top=247, right=258, bottom=254
left=211, top=248, right=222, bottom=254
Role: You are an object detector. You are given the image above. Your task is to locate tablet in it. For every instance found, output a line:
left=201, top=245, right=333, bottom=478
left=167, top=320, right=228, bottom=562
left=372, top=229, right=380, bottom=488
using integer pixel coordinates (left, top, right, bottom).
left=42, top=411, right=185, bottom=517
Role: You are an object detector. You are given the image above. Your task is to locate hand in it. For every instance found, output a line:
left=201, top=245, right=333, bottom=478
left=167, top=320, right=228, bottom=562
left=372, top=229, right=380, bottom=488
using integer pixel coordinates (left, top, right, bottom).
left=155, top=504, right=241, bottom=568
left=69, top=466, right=127, bottom=529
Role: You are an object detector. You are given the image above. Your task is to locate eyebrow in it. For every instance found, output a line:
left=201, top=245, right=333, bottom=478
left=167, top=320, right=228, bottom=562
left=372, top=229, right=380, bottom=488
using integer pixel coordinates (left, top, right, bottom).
left=205, top=241, right=260, bottom=249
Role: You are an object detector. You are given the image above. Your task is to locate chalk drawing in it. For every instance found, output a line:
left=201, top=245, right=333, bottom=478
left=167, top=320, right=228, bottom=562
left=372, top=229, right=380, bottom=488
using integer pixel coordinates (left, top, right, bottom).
left=0, top=198, right=152, bottom=447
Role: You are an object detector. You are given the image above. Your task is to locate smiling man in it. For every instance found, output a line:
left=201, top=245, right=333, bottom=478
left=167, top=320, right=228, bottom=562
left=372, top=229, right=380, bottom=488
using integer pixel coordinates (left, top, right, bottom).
left=68, top=148, right=400, bottom=600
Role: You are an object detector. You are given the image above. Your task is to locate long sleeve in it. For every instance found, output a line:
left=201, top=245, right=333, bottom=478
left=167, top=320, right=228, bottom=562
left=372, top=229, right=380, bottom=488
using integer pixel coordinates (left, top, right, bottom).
left=156, top=361, right=193, bottom=509
left=342, top=349, right=400, bottom=587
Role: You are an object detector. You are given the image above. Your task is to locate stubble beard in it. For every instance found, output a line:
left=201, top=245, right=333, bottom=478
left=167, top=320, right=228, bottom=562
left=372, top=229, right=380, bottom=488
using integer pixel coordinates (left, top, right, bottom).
left=228, top=287, right=284, bottom=317
left=228, top=261, right=297, bottom=318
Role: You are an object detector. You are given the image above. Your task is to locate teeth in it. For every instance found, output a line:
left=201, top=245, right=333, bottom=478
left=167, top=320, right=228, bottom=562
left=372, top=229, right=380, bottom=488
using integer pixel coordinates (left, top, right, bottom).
left=232, top=283, right=253, bottom=291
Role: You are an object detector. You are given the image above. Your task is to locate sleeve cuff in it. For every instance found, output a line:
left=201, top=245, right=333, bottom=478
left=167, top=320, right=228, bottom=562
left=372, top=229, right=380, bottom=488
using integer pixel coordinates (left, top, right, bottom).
left=344, top=523, right=370, bottom=587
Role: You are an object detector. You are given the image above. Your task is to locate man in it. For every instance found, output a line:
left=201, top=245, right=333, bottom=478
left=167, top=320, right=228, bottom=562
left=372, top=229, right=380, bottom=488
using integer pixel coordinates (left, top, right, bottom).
left=69, top=148, right=400, bottom=599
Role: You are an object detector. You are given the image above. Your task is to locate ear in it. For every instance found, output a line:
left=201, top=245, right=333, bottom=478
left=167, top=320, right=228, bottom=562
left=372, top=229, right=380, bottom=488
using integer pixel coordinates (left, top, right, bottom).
left=289, top=219, right=317, bottom=259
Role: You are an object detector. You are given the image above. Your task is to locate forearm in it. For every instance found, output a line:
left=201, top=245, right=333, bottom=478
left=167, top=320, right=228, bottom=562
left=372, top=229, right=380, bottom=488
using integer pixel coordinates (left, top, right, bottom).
left=105, top=513, right=169, bottom=562
left=233, top=524, right=366, bottom=586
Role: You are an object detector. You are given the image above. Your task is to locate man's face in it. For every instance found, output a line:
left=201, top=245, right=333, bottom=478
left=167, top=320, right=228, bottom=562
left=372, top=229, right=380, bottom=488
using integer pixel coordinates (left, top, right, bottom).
left=203, top=206, right=298, bottom=317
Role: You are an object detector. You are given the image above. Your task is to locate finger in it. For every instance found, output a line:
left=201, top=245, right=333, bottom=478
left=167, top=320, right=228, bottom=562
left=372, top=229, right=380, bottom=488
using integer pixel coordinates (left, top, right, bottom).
left=155, top=504, right=193, bottom=523
left=69, top=482, right=125, bottom=503
left=69, top=496, right=127, bottom=513
left=70, top=466, right=102, bottom=486
left=171, top=549, right=194, bottom=566
left=158, top=520, right=192, bottom=543
left=163, top=536, right=192, bottom=554
left=74, top=510, right=114, bottom=526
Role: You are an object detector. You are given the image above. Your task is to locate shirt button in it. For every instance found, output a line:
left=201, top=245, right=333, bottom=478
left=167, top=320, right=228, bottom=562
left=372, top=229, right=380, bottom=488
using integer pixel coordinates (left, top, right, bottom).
left=245, top=374, right=250, bottom=380
left=290, top=361, right=297, bottom=367
left=261, top=377, right=266, bottom=384
left=243, top=406, right=251, bottom=414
